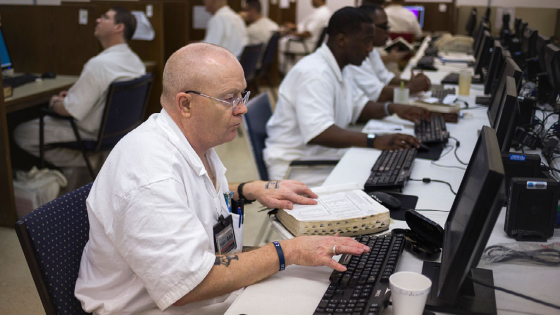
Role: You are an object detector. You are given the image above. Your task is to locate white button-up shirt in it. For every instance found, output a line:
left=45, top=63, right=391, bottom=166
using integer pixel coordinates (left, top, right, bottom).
left=385, top=5, right=423, bottom=39
left=203, top=6, right=249, bottom=58
left=75, top=109, right=243, bottom=315
left=345, top=49, right=396, bottom=101
left=264, top=44, right=369, bottom=181
left=63, top=43, right=145, bottom=138
left=297, top=5, right=331, bottom=50
left=247, top=16, right=279, bottom=45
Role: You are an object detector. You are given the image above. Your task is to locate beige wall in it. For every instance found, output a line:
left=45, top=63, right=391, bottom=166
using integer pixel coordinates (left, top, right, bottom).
left=456, top=6, right=560, bottom=38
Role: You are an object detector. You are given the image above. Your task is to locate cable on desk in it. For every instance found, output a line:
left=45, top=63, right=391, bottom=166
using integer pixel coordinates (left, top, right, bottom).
left=483, top=245, right=560, bottom=266
left=410, top=178, right=457, bottom=195
left=430, top=145, right=467, bottom=170
left=467, top=274, right=560, bottom=311
left=449, top=136, right=468, bottom=165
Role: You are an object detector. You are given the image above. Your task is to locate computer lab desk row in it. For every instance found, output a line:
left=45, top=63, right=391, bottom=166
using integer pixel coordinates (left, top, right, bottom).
left=225, top=55, right=560, bottom=315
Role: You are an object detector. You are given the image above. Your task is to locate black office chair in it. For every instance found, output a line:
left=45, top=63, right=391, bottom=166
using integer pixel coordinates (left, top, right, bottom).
left=239, top=43, right=264, bottom=90
left=39, top=73, right=153, bottom=179
left=251, top=31, right=280, bottom=101
left=283, top=27, right=328, bottom=74
left=15, top=182, right=93, bottom=315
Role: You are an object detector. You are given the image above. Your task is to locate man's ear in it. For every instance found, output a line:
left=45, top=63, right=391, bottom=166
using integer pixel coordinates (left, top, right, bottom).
left=335, top=33, right=346, bottom=48
left=176, top=93, right=192, bottom=118
left=114, top=23, right=125, bottom=36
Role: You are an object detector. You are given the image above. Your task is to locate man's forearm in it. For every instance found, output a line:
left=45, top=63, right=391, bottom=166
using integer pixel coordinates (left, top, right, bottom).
left=377, top=86, right=394, bottom=102
left=389, top=77, right=406, bottom=86
left=357, top=101, right=388, bottom=122
left=308, top=125, right=368, bottom=148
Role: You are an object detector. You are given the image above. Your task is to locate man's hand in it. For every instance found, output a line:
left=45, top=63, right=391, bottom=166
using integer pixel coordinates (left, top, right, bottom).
left=386, top=48, right=408, bottom=63
left=58, top=90, right=68, bottom=97
left=374, top=133, right=420, bottom=150
left=283, top=234, right=370, bottom=272
left=406, top=69, right=431, bottom=93
left=389, top=103, right=429, bottom=124
left=243, top=180, right=318, bottom=209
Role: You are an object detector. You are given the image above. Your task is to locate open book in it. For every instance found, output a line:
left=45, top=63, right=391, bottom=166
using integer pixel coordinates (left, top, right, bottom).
left=384, top=37, right=414, bottom=53
left=275, top=183, right=390, bottom=237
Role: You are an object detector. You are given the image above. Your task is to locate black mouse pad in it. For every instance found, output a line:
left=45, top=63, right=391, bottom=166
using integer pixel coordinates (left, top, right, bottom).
left=415, top=146, right=444, bottom=160
left=386, top=192, right=419, bottom=221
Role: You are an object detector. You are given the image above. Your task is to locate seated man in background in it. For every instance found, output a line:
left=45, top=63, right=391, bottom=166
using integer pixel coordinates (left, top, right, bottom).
left=203, top=0, right=248, bottom=58
left=75, top=43, right=370, bottom=315
left=265, top=7, right=428, bottom=188
left=346, top=5, right=431, bottom=103
left=278, top=0, right=331, bottom=73
left=14, top=6, right=145, bottom=168
left=384, top=0, right=423, bottom=40
left=241, top=0, right=279, bottom=45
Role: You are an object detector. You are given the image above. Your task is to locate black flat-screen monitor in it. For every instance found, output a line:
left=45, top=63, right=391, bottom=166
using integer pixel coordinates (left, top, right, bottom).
left=0, top=26, right=12, bottom=70
left=518, top=21, right=528, bottom=40
left=537, top=34, right=551, bottom=73
left=514, top=18, right=522, bottom=35
left=423, top=126, right=505, bottom=315
left=544, top=43, right=560, bottom=91
left=474, top=31, right=493, bottom=77
left=466, top=8, right=477, bottom=37
left=484, top=40, right=504, bottom=95
left=493, top=77, right=519, bottom=152
left=473, top=22, right=489, bottom=53
left=522, top=27, right=538, bottom=59
left=487, top=57, right=523, bottom=127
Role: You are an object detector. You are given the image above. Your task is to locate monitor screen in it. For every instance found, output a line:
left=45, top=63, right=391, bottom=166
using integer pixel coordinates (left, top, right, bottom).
left=487, top=57, right=522, bottom=126
left=403, top=6, right=425, bottom=28
left=474, top=30, right=493, bottom=77
left=466, top=8, right=477, bottom=36
left=522, top=27, right=538, bottom=59
left=0, top=26, right=12, bottom=70
left=424, top=126, right=505, bottom=313
left=493, top=77, right=519, bottom=152
left=484, top=40, right=504, bottom=95
left=473, top=22, right=489, bottom=56
left=544, top=43, right=560, bottom=91
left=536, top=34, right=551, bottom=73
left=518, top=21, right=528, bottom=40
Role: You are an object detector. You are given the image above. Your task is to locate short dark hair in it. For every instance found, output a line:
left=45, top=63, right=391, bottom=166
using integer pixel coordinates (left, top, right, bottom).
left=361, top=0, right=385, bottom=6
left=358, top=4, right=384, bottom=17
left=111, top=6, right=137, bottom=42
left=327, top=7, right=372, bottom=37
left=246, top=0, right=262, bottom=13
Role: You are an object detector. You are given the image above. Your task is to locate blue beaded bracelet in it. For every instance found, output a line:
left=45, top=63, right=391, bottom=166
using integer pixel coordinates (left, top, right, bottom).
left=272, top=241, right=286, bottom=271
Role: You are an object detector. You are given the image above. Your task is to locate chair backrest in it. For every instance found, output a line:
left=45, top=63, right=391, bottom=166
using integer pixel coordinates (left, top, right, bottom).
left=239, top=43, right=264, bottom=82
left=242, top=93, right=273, bottom=181
left=95, top=73, right=153, bottom=152
left=314, top=27, right=329, bottom=51
left=257, top=31, right=280, bottom=77
left=15, top=183, right=93, bottom=315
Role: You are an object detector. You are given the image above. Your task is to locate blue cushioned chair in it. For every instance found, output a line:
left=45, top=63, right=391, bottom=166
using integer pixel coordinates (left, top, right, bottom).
left=39, top=73, right=153, bottom=179
left=239, top=43, right=264, bottom=86
left=15, top=183, right=93, bottom=315
left=251, top=32, right=280, bottom=100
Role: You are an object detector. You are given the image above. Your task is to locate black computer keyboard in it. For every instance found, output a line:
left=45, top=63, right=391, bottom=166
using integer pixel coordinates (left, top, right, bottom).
left=314, top=234, right=405, bottom=315
left=441, top=72, right=460, bottom=84
left=416, top=56, right=437, bottom=71
left=431, top=87, right=456, bottom=103
left=3, top=74, right=38, bottom=88
left=415, top=115, right=449, bottom=144
left=364, top=149, right=416, bottom=191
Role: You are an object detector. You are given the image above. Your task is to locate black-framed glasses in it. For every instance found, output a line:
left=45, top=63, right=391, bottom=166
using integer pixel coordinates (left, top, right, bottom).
left=375, top=23, right=390, bottom=32
left=184, top=90, right=250, bottom=111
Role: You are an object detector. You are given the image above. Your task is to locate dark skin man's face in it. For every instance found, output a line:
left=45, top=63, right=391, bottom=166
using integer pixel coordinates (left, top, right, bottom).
left=370, top=10, right=391, bottom=47
left=344, top=22, right=375, bottom=66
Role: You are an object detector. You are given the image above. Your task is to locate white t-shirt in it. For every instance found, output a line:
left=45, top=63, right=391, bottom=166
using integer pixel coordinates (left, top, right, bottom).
left=203, top=6, right=249, bottom=58
left=63, top=43, right=145, bottom=138
left=264, top=44, right=369, bottom=180
left=297, top=5, right=331, bottom=50
left=345, top=49, right=396, bottom=101
left=384, top=5, right=423, bottom=39
left=247, top=16, right=279, bottom=45
left=75, top=109, right=244, bottom=315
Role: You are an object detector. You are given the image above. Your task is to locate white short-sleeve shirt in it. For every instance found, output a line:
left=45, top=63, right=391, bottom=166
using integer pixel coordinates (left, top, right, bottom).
left=63, top=43, right=145, bottom=138
left=247, top=16, right=279, bottom=45
left=344, top=49, right=396, bottom=101
left=297, top=5, right=331, bottom=49
left=75, top=109, right=244, bottom=315
left=203, top=6, right=249, bottom=58
left=263, top=44, right=369, bottom=180
left=384, top=5, right=423, bottom=39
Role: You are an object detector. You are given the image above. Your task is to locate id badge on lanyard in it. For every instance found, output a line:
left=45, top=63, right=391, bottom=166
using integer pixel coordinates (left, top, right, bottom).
left=213, top=214, right=237, bottom=254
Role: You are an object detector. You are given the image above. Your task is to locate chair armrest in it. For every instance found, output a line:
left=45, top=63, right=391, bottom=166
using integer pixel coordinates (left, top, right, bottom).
left=289, top=160, right=339, bottom=167
left=40, top=107, right=73, bottom=121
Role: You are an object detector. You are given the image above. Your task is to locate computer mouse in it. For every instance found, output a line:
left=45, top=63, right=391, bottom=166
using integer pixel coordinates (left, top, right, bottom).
left=417, top=143, right=430, bottom=152
left=368, top=191, right=402, bottom=210
left=41, top=71, right=56, bottom=79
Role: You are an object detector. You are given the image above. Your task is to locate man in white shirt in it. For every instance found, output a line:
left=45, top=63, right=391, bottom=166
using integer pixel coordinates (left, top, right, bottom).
left=14, top=7, right=145, bottom=167
left=203, top=0, right=248, bottom=58
left=385, top=0, right=423, bottom=39
left=278, top=0, right=331, bottom=73
left=265, top=7, right=428, bottom=187
left=241, top=0, right=279, bottom=45
left=346, top=5, right=431, bottom=102
left=75, top=43, right=369, bottom=315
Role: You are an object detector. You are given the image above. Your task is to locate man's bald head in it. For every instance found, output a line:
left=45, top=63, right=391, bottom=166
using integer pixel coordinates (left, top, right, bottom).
left=161, top=43, right=242, bottom=110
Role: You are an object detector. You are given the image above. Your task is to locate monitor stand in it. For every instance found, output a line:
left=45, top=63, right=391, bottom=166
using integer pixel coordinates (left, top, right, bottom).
left=422, top=261, right=497, bottom=315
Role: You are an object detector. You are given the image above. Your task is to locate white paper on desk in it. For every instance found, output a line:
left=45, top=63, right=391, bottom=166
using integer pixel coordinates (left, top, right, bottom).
left=283, top=183, right=388, bottom=221
left=193, top=6, right=212, bottom=30
left=361, top=120, right=405, bottom=134
left=131, top=11, right=155, bottom=41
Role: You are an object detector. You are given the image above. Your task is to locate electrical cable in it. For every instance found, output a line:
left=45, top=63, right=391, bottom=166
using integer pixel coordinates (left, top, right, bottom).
left=483, top=245, right=560, bottom=266
left=410, top=178, right=457, bottom=195
left=449, top=136, right=468, bottom=165
left=467, top=274, right=560, bottom=311
left=429, top=145, right=467, bottom=170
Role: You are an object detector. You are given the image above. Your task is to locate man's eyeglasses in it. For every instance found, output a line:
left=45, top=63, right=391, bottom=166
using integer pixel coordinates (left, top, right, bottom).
left=375, top=23, right=390, bottom=32
left=185, top=90, right=250, bottom=111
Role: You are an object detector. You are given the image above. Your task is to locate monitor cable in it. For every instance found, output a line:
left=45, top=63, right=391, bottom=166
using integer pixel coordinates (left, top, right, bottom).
left=449, top=136, right=468, bottom=165
left=409, top=178, right=457, bottom=195
left=430, top=145, right=467, bottom=170
left=467, top=274, right=560, bottom=311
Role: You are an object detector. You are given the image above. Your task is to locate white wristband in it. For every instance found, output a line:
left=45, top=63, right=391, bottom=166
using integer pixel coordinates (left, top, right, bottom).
left=384, top=102, right=392, bottom=116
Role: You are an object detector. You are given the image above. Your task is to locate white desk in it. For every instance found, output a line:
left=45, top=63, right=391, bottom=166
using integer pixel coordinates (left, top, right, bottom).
left=226, top=42, right=560, bottom=315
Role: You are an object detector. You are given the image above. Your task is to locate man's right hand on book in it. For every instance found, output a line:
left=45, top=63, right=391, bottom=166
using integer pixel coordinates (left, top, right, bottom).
left=281, top=234, right=370, bottom=272
left=242, top=180, right=318, bottom=210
